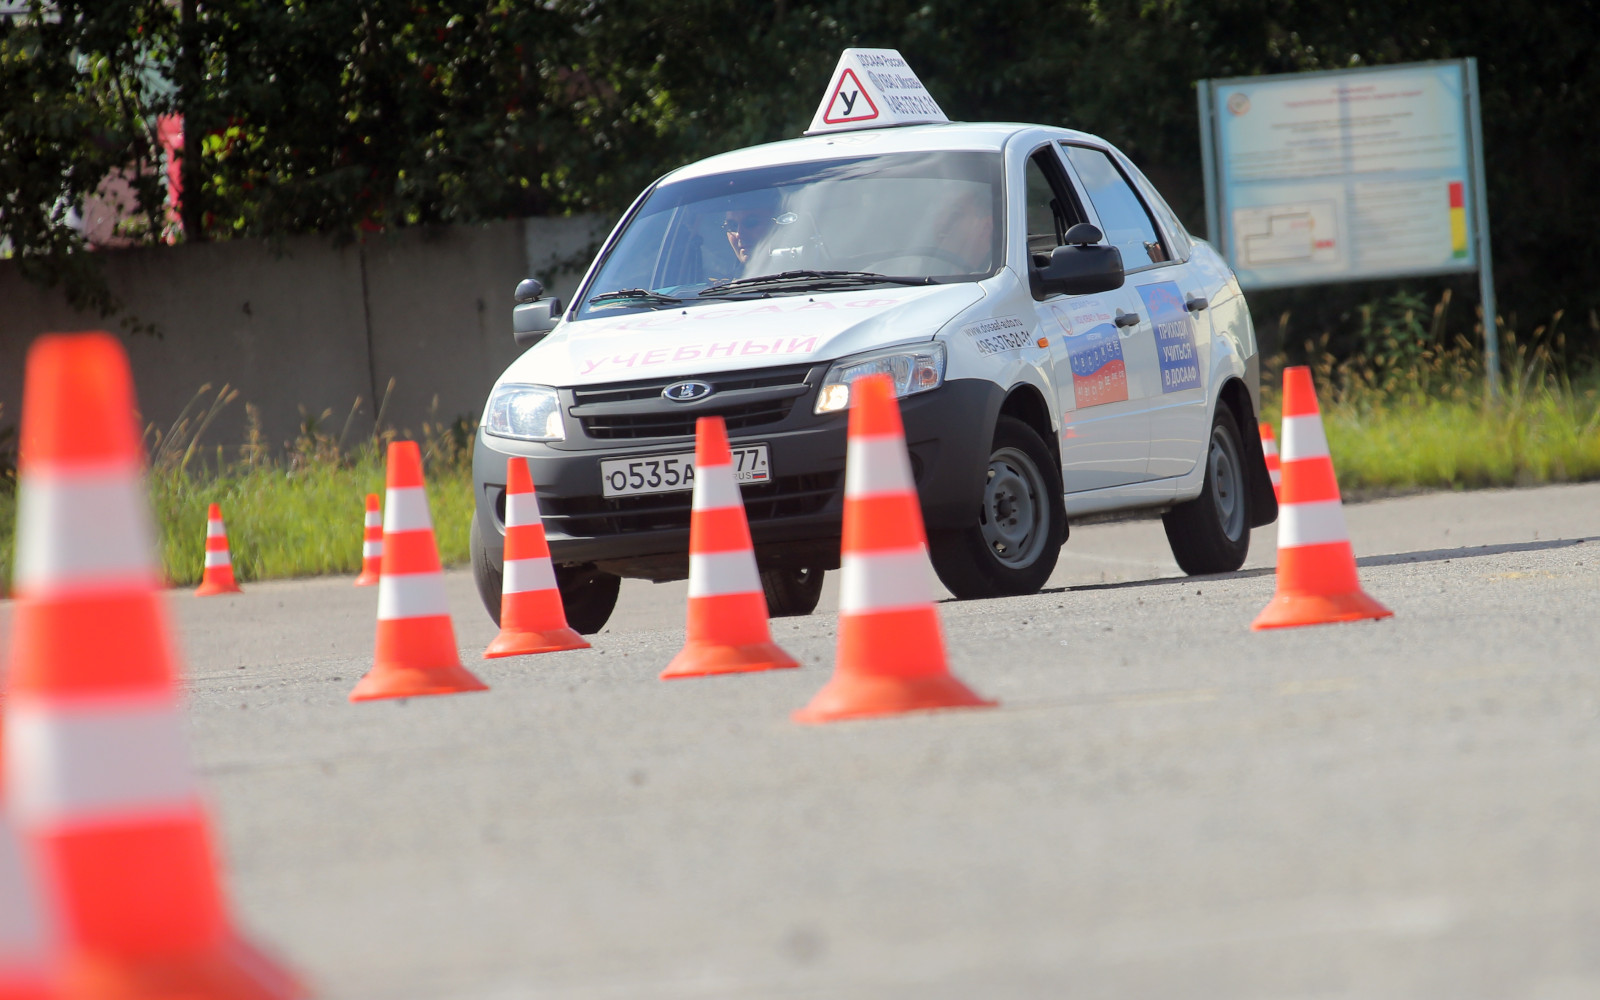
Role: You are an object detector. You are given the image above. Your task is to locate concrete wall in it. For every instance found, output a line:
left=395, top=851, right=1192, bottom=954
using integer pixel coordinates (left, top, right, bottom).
left=0, top=214, right=611, bottom=454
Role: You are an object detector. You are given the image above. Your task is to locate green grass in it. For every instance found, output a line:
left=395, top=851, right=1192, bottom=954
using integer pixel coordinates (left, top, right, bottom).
left=1262, top=308, right=1600, bottom=495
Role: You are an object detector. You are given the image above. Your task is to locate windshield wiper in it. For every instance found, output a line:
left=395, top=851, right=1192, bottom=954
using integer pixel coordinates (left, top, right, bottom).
left=589, top=288, right=683, bottom=308
left=698, top=270, right=934, bottom=296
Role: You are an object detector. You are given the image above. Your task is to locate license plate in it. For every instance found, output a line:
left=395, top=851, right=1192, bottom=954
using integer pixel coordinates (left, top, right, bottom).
left=600, top=445, right=770, bottom=497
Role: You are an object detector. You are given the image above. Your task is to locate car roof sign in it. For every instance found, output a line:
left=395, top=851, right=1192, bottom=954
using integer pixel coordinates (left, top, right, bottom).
left=804, top=48, right=950, bottom=136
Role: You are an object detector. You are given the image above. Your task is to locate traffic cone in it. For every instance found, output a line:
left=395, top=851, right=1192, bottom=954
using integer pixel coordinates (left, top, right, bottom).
left=2, top=331, right=304, bottom=998
left=1252, top=366, right=1392, bottom=630
left=660, top=416, right=798, bottom=679
left=348, top=441, right=487, bottom=701
left=794, top=374, right=994, bottom=722
left=194, top=503, right=243, bottom=596
left=353, top=493, right=382, bottom=586
left=1259, top=421, right=1282, bottom=502
left=485, top=459, right=589, bottom=657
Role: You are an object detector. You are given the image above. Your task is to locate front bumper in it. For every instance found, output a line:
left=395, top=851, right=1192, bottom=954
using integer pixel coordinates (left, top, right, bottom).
left=472, top=369, right=1004, bottom=581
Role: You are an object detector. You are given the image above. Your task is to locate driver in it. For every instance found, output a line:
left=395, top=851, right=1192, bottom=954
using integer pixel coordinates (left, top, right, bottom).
left=936, top=185, right=996, bottom=273
left=720, top=189, right=785, bottom=266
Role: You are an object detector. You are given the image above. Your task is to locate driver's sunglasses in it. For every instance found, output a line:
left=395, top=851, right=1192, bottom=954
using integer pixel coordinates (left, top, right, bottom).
left=722, top=213, right=775, bottom=235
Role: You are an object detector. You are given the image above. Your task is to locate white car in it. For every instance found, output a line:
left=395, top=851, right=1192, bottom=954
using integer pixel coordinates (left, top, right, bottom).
left=471, top=53, right=1277, bottom=632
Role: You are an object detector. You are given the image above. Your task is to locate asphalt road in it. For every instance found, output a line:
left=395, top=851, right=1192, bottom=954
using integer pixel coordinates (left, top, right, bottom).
left=12, top=483, right=1600, bottom=998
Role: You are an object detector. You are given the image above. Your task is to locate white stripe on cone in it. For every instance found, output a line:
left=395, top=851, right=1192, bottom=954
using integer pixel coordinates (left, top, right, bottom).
left=1262, top=438, right=1279, bottom=457
left=203, top=550, right=231, bottom=568
left=206, top=519, right=226, bottom=538
left=383, top=487, right=434, bottom=533
left=362, top=541, right=383, bottom=558
left=686, top=550, right=762, bottom=598
left=504, top=556, right=558, bottom=595
left=364, top=510, right=383, bottom=528
left=376, top=572, right=450, bottom=619
left=691, top=469, right=743, bottom=511
left=839, top=547, right=934, bottom=614
left=0, top=815, right=52, bottom=972
left=1280, top=414, right=1330, bottom=462
left=1278, top=499, right=1351, bottom=548
left=5, top=700, right=196, bottom=825
left=505, top=492, right=543, bottom=527
left=844, top=436, right=916, bottom=498
left=14, top=471, right=155, bottom=591
left=1269, top=469, right=1282, bottom=486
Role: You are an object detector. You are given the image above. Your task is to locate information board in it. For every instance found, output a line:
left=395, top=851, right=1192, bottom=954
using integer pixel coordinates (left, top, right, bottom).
left=1198, top=61, right=1488, bottom=292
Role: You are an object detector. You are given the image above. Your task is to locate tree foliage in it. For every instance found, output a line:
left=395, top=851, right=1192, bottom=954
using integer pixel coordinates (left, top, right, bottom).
left=2, top=0, right=1596, bottom=350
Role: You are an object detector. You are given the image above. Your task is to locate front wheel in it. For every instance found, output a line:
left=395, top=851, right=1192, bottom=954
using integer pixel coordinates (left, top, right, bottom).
left=761, top=566, right=825, bottom=617
left=470, top=511, right=620, bottom=633
left=1163, top=406, right=1251, bottom=575
left=928, top=416, right=1066, bottom=599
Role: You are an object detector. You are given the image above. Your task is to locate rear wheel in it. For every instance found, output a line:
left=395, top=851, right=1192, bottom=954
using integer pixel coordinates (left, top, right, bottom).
left=761, top=566, right=825, bottom=617
left=1163, top=406, right=1251, bottom=575
left=928, top=416, right=1065, bottom=599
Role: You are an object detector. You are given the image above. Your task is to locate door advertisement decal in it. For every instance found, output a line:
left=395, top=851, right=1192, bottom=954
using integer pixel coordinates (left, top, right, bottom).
left=1137, top=281, right=1202, bottom=393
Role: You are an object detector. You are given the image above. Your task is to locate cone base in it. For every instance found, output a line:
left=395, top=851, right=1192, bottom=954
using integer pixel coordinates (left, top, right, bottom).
left=660, top=640, right=799, bottom=679
left=352, top=572, right=379, bottom=587
left=484, top=626, right=591, bottom=658
left=1251, top=588, right=1393, bottom=630
left=793, top=671, right=996, bottom=723
left=348, top=662, right=488, bottom=701
left=194, top=580, right=243, bottom=596
left=61, top=933, right=306, bottom=1000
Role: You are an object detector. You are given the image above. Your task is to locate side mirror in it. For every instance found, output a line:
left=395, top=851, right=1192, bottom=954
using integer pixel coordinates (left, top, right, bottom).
left=1063, top=222, right=1103, bottom=246
left=513, top=297, right=563, bottom=348
left=514, top=277, right=545, bottom=304
left=1031, top=242, right=1124, bottom=299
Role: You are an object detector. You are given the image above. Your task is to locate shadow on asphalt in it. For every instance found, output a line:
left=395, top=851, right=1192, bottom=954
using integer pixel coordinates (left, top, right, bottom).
left=1022, top=536, right=1596, bottom=597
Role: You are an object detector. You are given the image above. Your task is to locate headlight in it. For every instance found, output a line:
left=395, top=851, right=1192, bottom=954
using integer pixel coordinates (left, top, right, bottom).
left=814, top=343, right=946, bottom=415
left=483, top=383, right=566, bottom=441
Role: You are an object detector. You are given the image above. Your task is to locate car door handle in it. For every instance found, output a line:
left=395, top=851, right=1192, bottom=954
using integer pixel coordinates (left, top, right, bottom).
left=1185, top=295, right=1208, bottom=312
left=1114, top=311, right=1140, bottom=328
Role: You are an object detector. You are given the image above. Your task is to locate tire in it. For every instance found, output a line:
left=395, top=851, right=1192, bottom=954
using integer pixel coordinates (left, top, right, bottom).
left=470, top=510, right=621, bottom=633
left=553, top=563, right=621, bottom=634
left=928, top=415, right=1066, bottom=599
left=761, top=566, right=825, bottom=617
left=1163, top=405, right=1251, bottom=575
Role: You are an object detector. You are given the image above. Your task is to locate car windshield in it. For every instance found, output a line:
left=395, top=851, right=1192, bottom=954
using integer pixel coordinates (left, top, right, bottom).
left=577, top=150, right=1004, bottom=316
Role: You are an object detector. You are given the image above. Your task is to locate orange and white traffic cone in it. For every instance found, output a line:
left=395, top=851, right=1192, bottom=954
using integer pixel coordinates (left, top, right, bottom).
left=353, top=493, right=382, bottom=586
left=794, top=374, right=994, bottom=722
left=1259, top=421, right=1282, bottom=502
left=194, top=503, right=243, bottom=596
left=660, top=416, right=798, bottom=679
left=485, top=459, right=588, bottom=657
left=1252, top=366, right=1392, bottom=630
left=2, top=331, right=304, bottom=998
left=349, top=441, right=487, bottom=701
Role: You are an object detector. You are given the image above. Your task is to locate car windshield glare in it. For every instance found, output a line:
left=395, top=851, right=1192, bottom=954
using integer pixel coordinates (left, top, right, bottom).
left=580, top=150, right=1004, bottom=315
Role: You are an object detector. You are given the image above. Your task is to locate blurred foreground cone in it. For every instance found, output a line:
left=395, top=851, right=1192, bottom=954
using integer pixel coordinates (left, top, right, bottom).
left=661, top=416, right=798, bottom=679
left=3, top=332, right=304, bottom=998
left=794, top=375, right=994, bottom=722
left=1, top=719, right=57, bottom=1000
left=349, top=442, right=487, bottom=701
left=353, top=493, right=382, bottom=586
left=484, top=459, right=588, bottom=657
left=1252, top=366, right=1392, bottom=630
left=1259, top=422, right=1282, bottom=502
left=194, top=504, right=243, bottom=596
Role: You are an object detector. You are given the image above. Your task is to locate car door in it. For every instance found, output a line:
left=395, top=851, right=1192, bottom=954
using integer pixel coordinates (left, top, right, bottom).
left=1060, top=142, right=1209, bottom=479
left=1024, top=145, right=1152, bottom=492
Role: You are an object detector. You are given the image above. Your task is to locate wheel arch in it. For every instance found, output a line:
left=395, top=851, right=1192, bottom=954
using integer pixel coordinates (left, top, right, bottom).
left=999, top=381, right=1060, bottom=473
left=1216, top=376, right=1278, bottom=528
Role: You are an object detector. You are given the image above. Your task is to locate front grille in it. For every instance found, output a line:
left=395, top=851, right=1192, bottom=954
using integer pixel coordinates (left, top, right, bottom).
left=572, top=365, right=815, bottom=440
left=537, top=471, right=840, bottom=537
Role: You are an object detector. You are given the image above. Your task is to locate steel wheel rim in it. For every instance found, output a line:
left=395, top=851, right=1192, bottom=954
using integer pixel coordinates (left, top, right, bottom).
left=980, top=446, right=1050, bottom=568
left=1209, top=426, right=1245, bottom=541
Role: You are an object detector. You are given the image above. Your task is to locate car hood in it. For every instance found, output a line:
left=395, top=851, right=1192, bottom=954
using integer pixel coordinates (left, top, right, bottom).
left=499, top=283, right=985, bottom=388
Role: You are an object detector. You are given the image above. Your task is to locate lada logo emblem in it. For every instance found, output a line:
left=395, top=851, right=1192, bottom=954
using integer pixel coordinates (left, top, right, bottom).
left=662, top=380, right=713, bottom=402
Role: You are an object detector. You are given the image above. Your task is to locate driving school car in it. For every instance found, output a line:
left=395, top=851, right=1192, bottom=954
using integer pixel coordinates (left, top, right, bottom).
left=470, top=48, right=1277, bottom=632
